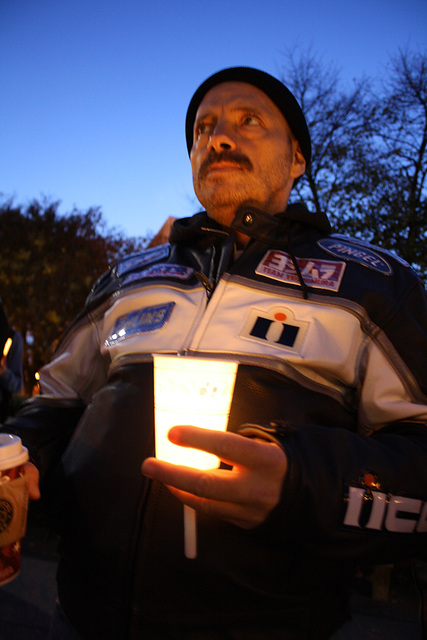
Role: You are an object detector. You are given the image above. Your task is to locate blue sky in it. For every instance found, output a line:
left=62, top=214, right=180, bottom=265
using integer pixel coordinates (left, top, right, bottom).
left=1, top=0, right=426, bottom=240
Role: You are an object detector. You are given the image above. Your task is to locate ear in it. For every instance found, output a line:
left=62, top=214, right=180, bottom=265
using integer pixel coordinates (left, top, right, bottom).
left=290, top=142, right=306, bottom=180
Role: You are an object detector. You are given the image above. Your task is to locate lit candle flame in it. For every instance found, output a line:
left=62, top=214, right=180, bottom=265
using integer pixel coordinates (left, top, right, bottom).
left=3, top=338, right=12, bottom=357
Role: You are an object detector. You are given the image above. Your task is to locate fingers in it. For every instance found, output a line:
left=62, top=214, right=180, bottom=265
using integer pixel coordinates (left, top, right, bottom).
left=167, top=485, right=262, bottom=529
left=24, top=461, right=41, bottom=500
left=142, top=458, right=227, bottom=501
left=167, top=425, right=277, bottom=469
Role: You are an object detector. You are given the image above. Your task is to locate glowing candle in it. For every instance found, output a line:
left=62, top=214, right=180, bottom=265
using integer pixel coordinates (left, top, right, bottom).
left=3, top=338, right=12, bottom=357
left=153, top=355, right=238, bottom=558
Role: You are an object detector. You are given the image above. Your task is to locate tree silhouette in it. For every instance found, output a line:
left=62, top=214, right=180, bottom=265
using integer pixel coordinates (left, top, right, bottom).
left=282, top=47, right=427, bottom=277
left=0, top=197, right=149, bottom=395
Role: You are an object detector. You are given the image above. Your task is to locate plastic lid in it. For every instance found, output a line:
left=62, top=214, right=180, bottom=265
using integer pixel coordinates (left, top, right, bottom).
left=0, top=434, right=29, bottom=470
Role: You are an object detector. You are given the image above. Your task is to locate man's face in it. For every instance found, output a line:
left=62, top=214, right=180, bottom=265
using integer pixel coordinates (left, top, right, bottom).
left=190, top=81, right=306, bottom=231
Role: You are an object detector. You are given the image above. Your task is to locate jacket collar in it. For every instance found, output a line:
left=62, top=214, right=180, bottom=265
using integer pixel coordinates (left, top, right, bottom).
left=231, top=202, right=331, bottom=244
left=170, top=203, right=331, bottom=247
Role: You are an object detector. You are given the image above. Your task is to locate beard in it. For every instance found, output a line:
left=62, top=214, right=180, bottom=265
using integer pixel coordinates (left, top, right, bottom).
left=193, top=148, right=293, bottom=224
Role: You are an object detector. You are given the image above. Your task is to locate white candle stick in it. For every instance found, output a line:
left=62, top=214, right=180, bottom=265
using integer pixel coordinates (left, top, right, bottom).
left=184, top=505, right=197, bottom=559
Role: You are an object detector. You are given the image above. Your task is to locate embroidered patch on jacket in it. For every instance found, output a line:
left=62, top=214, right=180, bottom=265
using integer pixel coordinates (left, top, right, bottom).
left=105, top=302, right=175, bottom=346
left=116, top=244, right=170, bottom=277
left=122, top=263, right=194, bottom=285
left=333, top=235, right=411, bottom=268
left=343, top=481, right=427, bottom=533
left=240, top=306, right=309, bottom=353
left=256, top=250, right=346, bottom=292
left=317, top=238, right=392, bottom=275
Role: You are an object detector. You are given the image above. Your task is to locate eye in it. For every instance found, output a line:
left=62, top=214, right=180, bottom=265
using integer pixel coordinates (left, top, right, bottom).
left=195, top=121, right=214, bottom=138
left=241, top=114, right=262, bottom=127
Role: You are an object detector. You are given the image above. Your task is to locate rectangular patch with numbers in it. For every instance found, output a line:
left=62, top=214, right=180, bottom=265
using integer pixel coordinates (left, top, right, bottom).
left=256, top=250, right=346, bottom=292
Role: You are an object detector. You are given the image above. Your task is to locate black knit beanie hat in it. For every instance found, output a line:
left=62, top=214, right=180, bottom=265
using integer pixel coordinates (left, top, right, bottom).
left=185, top=66, right=311, bottom=166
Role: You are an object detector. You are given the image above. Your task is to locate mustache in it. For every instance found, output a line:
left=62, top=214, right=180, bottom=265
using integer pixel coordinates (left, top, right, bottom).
left=199, top=150, right=253, bottom=177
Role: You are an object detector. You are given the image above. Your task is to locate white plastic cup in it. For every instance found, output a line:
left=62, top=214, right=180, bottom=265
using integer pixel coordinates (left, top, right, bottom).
left=153, top=355, right=238, bottom=469
left=0, top=434, right=29, bottom=585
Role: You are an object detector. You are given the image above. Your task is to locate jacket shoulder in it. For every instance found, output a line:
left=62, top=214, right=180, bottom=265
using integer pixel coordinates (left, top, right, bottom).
left=86, top=244, right=171, bottom=309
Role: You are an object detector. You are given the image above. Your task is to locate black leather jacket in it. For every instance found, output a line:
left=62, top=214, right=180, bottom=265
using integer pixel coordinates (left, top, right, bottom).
left=6, top=203, right=427, bottom=639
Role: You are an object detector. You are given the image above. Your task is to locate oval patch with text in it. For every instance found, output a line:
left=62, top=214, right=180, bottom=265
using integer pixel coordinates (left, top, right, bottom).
left=317, top=238, right=392, bottom=275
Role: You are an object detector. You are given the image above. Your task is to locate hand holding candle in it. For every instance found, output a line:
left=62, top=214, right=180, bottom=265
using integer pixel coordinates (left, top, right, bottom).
left=141, top=424, right=288, bottom=540
left=143, top=354, right=288, bottom=557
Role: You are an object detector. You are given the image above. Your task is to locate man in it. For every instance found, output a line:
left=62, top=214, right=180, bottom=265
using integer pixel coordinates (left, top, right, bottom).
left=4, top=67, right=427, bottom=639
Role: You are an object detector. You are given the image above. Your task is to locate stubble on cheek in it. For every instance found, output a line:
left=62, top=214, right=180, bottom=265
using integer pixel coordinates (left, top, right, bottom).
left=194, top=171, right=249, bottom=217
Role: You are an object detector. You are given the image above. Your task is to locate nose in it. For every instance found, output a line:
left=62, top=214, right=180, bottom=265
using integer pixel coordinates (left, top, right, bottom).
left=208, top=121, right=236, bottom=153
